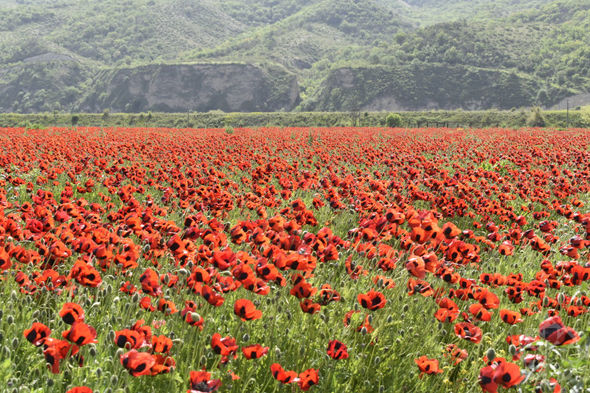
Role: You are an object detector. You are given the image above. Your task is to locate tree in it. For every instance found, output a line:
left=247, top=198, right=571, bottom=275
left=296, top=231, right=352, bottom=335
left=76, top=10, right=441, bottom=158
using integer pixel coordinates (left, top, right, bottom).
left=386, top=113, right=402, bottom=127
left=526, top=107, right=545, bottom=127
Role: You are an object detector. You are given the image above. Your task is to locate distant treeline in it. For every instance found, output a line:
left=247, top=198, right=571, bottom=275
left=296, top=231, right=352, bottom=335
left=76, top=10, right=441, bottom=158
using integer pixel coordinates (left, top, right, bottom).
left=0, top=108, right=587, bottom=129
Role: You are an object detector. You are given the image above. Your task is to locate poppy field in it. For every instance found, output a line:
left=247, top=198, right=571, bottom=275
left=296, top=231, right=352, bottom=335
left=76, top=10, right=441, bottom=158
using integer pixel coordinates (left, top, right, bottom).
left=0, top=126, right=589, bottom=393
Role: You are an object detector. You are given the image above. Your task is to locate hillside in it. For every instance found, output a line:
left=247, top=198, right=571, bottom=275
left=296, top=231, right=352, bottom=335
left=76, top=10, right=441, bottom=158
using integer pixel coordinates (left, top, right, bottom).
left=1, top=0, right=589, bottom=112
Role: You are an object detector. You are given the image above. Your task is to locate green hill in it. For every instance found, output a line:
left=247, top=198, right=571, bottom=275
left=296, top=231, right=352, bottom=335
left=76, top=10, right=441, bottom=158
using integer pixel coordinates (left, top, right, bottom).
left=0, top=0, right=589, bottom=112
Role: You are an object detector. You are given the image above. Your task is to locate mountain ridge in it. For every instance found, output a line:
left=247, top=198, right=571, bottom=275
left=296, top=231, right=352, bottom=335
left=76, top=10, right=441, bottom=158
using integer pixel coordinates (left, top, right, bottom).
left=1, top=0, right=589, bottom=112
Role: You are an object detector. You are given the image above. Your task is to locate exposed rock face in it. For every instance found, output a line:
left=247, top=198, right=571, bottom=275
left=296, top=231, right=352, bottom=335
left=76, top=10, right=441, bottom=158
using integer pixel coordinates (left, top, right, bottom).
left=550, top=93, right=590, bottom=110
left=304, top=64, right=571, bottom=111
left=81, top=63, right=300, bottom=113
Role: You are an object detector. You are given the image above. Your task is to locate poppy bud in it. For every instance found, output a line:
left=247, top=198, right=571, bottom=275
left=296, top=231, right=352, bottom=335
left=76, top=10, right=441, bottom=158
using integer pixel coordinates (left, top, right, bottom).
left=11, top=338, right=18, bottom=348
left=47, top=378, right=54, bottom=387
left=113, top=296, right=121, bottom=303
left=115, top=348, right=125, bottom=358
left=177, top=269, right=188, bottom=276
left=0, top=309, right=3, bottom=319
left=387, top=315, right=393, bottom=323
left=108, top=330, right=115, bottom=342
left=542, top=297, right=549, bottom=307
left=6, top=315, right=14, bottom=325
left=509, top=344, right=517, bottom=356
left=89, top=345, right=97, bottom=357
left=558, top=293, right=565, bottom=304
left=367, top=314, right=373, bottom=324
left=486, top=348, right=496, bottom=362
left=403, top=304, right=409, bottom=312
left=374, top=356, right=381, bottom=365
left=242, top=334, right=250, bottom=342
left=96, top=367, right=103, bottom=377
left=360, top=327, right=368, bottom=335
left=199, top=355, right=207, bottom=366
left=0, top=331, right=3, bottom=342
left=377, top=278, right=384, bottom=287
left=105, top=389, right=113, bottom=393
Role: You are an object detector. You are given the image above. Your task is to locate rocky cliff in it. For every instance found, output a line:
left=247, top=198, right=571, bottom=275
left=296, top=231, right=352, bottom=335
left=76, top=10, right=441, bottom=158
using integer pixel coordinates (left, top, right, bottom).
left=303, top=64, right=572, bottom=111
left=81, top=63, right=300, bottom=113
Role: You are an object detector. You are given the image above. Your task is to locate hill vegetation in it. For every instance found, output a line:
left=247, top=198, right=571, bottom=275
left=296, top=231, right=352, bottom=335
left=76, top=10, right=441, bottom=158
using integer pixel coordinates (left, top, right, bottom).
left=0, top=0, right=589, bottom=113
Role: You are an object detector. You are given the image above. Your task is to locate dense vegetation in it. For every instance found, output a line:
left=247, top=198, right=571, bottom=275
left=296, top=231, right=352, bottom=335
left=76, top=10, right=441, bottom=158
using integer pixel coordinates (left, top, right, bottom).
left=0, top=0, right=589, bottom=112
left=1, top=107, right=588, bottom=129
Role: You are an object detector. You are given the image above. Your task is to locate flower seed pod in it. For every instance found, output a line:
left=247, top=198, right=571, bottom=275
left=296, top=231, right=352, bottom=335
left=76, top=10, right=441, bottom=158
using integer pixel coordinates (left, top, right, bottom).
left=508, top=345, right=517, bottom=356
left=486, top=348, right=496, bottom=362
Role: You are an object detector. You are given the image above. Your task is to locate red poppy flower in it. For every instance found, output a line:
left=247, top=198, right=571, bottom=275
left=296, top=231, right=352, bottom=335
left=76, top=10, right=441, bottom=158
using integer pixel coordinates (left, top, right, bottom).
left=66, top=387, right=92, bottom=393
left=300, top=299, right=321, bottom=314
left=188, top=370, right=221, bottom=393
left=120, top=350, right=155, bottom=376
left=539, top=315, right=579, bottom=345
left=233, top=299, right=262, bottom=321
left=414, top=355, right=443, bottom=378
left=241, top=344, right=269, bottom=359
left=357, top=289, right=387, bottom=310
left=59, top=302, right=85, bottom=324
left=23, top=322, right=51, bottom=346
left=492, top=360, right=525, bottom=388
left=270, top=363, right=299, bottom=384
left=151, top=335, right=173, bottom=353
left=62, top=321, right=97, bottom=346
left=150, top=354, right=175, bottom=375
left=326, top=340, right=349, bottom=360
left=444, top=344, right=467, bottom=365
left=454, top=322, right=483, bottom=343
left=211, top=333, right=238, bottom=362
left=298, top=368, right=319, bottom=391
left=115, top=329, right=144, bottom=349
left=499, top=309, right=523, bottom=325
left=42, top=338, right=80, bottom=374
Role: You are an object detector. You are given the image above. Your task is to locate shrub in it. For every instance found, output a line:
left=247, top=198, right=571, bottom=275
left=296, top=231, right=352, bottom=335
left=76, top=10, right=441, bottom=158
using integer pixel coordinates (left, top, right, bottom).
left=526, top=107, right=545, bottom=127
left=386, top=113, right=402, bottom=127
